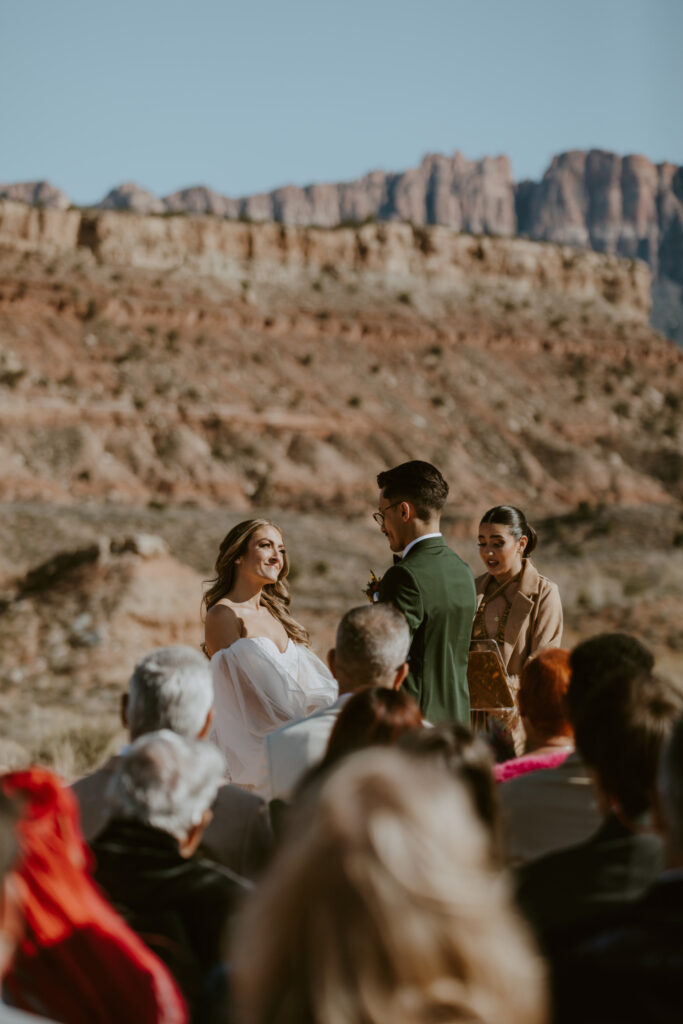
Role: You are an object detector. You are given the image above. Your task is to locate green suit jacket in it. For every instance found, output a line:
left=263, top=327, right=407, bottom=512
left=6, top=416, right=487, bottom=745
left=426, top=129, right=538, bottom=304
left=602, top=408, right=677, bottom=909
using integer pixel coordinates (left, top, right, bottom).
left=378, top=536, right=476, bottom=725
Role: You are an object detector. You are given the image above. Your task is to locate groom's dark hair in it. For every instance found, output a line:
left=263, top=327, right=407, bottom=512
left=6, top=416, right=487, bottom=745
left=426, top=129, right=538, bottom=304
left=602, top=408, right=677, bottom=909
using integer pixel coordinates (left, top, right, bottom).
left=377, top=461, right=449, bottom=521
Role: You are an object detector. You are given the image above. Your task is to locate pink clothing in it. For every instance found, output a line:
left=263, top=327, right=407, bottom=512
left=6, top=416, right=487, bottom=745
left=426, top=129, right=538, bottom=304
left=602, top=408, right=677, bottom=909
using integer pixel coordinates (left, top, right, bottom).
left=494, top=748, right=573, bottom=783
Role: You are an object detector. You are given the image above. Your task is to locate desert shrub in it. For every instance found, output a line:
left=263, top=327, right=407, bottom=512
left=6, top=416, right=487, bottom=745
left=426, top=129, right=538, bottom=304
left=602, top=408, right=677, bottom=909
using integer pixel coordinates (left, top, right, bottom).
left=566, top=353, right=587, bottom=376
left=34, top=720, right=121, bottom=780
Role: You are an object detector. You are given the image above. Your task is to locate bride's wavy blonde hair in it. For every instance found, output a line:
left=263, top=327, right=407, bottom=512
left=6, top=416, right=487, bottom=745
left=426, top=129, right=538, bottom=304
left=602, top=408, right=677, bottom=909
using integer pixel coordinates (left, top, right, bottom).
left=202, top=519, right=310, bottom=647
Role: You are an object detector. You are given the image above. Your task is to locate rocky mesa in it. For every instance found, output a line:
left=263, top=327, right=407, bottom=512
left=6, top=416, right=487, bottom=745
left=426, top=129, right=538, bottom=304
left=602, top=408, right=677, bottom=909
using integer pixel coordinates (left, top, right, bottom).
left=0, top=197, right=679, bottom=518
left=3, top=147, right=681, bottom=341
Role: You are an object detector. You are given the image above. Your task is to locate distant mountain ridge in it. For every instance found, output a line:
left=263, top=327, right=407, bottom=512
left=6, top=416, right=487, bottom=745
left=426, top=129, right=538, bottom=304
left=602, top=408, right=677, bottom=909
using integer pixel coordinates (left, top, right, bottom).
left=2, top=147, right=682, bottom=340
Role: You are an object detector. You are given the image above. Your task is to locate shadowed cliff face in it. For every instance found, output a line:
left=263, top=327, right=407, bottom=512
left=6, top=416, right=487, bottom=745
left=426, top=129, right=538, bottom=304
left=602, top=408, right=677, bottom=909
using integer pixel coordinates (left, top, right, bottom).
left=515, top=151, right=683, bottom=345
left=516, top=150, right=683, bottom=285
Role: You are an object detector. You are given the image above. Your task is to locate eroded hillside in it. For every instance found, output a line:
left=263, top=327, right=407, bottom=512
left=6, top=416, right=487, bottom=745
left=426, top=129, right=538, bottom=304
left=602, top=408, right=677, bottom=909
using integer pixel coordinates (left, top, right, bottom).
left=0, top=200, right=679, bottom=518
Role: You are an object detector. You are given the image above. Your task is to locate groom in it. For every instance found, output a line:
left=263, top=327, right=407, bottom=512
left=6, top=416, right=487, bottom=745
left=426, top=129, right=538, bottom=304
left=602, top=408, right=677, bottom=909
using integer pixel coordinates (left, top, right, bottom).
left=375, top=460, right=476, bottom=725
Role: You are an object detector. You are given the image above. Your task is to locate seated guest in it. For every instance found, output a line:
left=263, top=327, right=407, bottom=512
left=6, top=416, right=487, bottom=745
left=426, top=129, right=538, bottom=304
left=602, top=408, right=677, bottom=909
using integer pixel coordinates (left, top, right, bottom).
left=91, top=731, right=248, bottom=1018
left=516, top=664, right=683, bottom=950
left=232, top=749, right=546, bottom=1024
left=400, top=722, right=502, bottom=864
left=500, top=633, right=652, bottom=866
left=72, top=645, right=273, bottom=879
left=552, top=710, right=683, bottom=1024
left=1, top=768, right=186, bottom=1024
left=315, top=686, right=422, bottom=772
left=494, top=648, right=573, bottom=782
left=266, top=605, right=410, bottom=800
left=273, top=687, right=422, bottom=837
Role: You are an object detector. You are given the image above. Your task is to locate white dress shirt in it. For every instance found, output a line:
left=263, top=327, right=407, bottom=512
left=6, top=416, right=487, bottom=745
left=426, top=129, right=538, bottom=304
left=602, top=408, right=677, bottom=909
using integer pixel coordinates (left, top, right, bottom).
left=401, top=532, right=442, bottom=559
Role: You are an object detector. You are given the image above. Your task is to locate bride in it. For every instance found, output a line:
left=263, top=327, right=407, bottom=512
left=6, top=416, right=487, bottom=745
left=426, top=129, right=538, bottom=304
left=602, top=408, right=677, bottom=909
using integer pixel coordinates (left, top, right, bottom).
left=202, top=518, right=338, bottom=795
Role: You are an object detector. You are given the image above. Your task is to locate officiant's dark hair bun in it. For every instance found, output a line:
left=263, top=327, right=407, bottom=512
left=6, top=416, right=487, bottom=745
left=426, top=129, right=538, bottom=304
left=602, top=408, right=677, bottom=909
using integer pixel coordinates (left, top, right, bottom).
left=479, top=506, right=537, bottom=556
left=377, top=461, right=448, bottom=521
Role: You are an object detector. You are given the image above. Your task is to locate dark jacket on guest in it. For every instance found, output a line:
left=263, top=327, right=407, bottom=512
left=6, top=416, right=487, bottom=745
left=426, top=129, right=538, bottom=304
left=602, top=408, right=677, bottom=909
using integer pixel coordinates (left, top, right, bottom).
left=552, top=871, right=683, bottom=1024
left=92, top=819, right=249, bottom=1017
left=516, top=812, right=663, bottom=953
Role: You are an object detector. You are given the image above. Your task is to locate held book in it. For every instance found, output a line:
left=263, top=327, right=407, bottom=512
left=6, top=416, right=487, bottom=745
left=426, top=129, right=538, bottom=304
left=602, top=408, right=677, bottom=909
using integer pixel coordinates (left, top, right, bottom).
left=467, top=639, right=514, bottom=712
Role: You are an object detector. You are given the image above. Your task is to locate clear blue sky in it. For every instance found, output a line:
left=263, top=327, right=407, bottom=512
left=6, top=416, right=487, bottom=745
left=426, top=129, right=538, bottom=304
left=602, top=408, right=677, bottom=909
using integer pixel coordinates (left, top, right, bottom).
left=1, top=0, right=681, bottom=205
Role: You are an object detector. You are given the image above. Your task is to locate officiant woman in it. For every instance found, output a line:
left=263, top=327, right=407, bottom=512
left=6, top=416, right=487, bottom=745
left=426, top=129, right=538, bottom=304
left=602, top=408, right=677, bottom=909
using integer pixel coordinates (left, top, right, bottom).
left=472, top=506, right=563, bottom=750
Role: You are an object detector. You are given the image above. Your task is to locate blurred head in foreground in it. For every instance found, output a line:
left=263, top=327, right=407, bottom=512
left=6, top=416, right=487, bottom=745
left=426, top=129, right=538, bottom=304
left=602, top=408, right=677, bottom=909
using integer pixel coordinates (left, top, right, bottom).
left=400, top=722, right=502, bottom=864
left=233, top=749, right=546, bottom=1024
left=571, top=664, right=683, bottom=822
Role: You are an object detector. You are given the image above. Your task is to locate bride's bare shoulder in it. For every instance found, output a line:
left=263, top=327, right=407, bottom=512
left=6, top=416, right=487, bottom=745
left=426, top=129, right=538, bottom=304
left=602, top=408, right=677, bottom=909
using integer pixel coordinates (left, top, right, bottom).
left=205, top=601, right=244, bottom=656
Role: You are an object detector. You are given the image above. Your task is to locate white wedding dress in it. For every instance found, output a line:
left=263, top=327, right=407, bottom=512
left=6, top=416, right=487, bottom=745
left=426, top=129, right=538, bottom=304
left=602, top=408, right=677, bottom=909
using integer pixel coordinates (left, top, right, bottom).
left=209, top=636, right=338, bottom=797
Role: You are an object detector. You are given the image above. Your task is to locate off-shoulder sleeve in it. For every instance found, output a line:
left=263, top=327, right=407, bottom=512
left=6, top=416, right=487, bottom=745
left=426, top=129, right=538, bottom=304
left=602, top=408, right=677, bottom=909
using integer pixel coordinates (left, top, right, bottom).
left=210, top=641, right=337, bottom=795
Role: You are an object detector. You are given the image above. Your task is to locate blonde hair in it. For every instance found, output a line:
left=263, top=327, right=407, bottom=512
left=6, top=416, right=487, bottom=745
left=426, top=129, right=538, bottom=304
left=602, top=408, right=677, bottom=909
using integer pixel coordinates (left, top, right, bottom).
left=202, top=519, right=309, bottom=647
left=233, top=749, right=547, bottom=1024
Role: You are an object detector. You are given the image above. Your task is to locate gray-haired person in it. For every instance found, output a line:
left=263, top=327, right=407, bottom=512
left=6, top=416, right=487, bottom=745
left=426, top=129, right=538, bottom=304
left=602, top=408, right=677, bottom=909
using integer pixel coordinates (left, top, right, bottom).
left=72, top=645, right=272, bottom=878
left=266, top=604, right=411, bottom=799
left=91, top=730, right=248, bottom=1018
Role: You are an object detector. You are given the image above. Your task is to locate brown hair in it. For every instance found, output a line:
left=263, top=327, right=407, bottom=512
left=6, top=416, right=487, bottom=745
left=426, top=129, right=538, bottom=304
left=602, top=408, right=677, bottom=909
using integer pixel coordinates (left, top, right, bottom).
left=233, top=749, right=547, bottom=1024
left=518, top=648, right=573, bottom=740
left=323, top=687, right=422, bottom=768
left=202, top=519, right=309, bottom=646
left=377, top=461, right=448, bottom=521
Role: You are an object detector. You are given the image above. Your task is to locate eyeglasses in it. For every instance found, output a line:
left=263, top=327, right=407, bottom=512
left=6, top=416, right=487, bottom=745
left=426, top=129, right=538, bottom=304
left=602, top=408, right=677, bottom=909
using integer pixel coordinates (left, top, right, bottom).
left=372, top=500, right=403, bottom=526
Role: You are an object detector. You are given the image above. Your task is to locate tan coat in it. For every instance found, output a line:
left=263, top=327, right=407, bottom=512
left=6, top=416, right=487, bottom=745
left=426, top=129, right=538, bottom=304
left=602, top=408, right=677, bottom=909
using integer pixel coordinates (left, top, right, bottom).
left=474, top=559, right=563, bottom=682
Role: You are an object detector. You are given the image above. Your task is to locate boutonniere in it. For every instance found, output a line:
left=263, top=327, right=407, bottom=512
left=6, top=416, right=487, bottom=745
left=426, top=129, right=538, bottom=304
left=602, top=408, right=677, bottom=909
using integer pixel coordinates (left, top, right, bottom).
left=363, top=570, right=382, bottom=604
